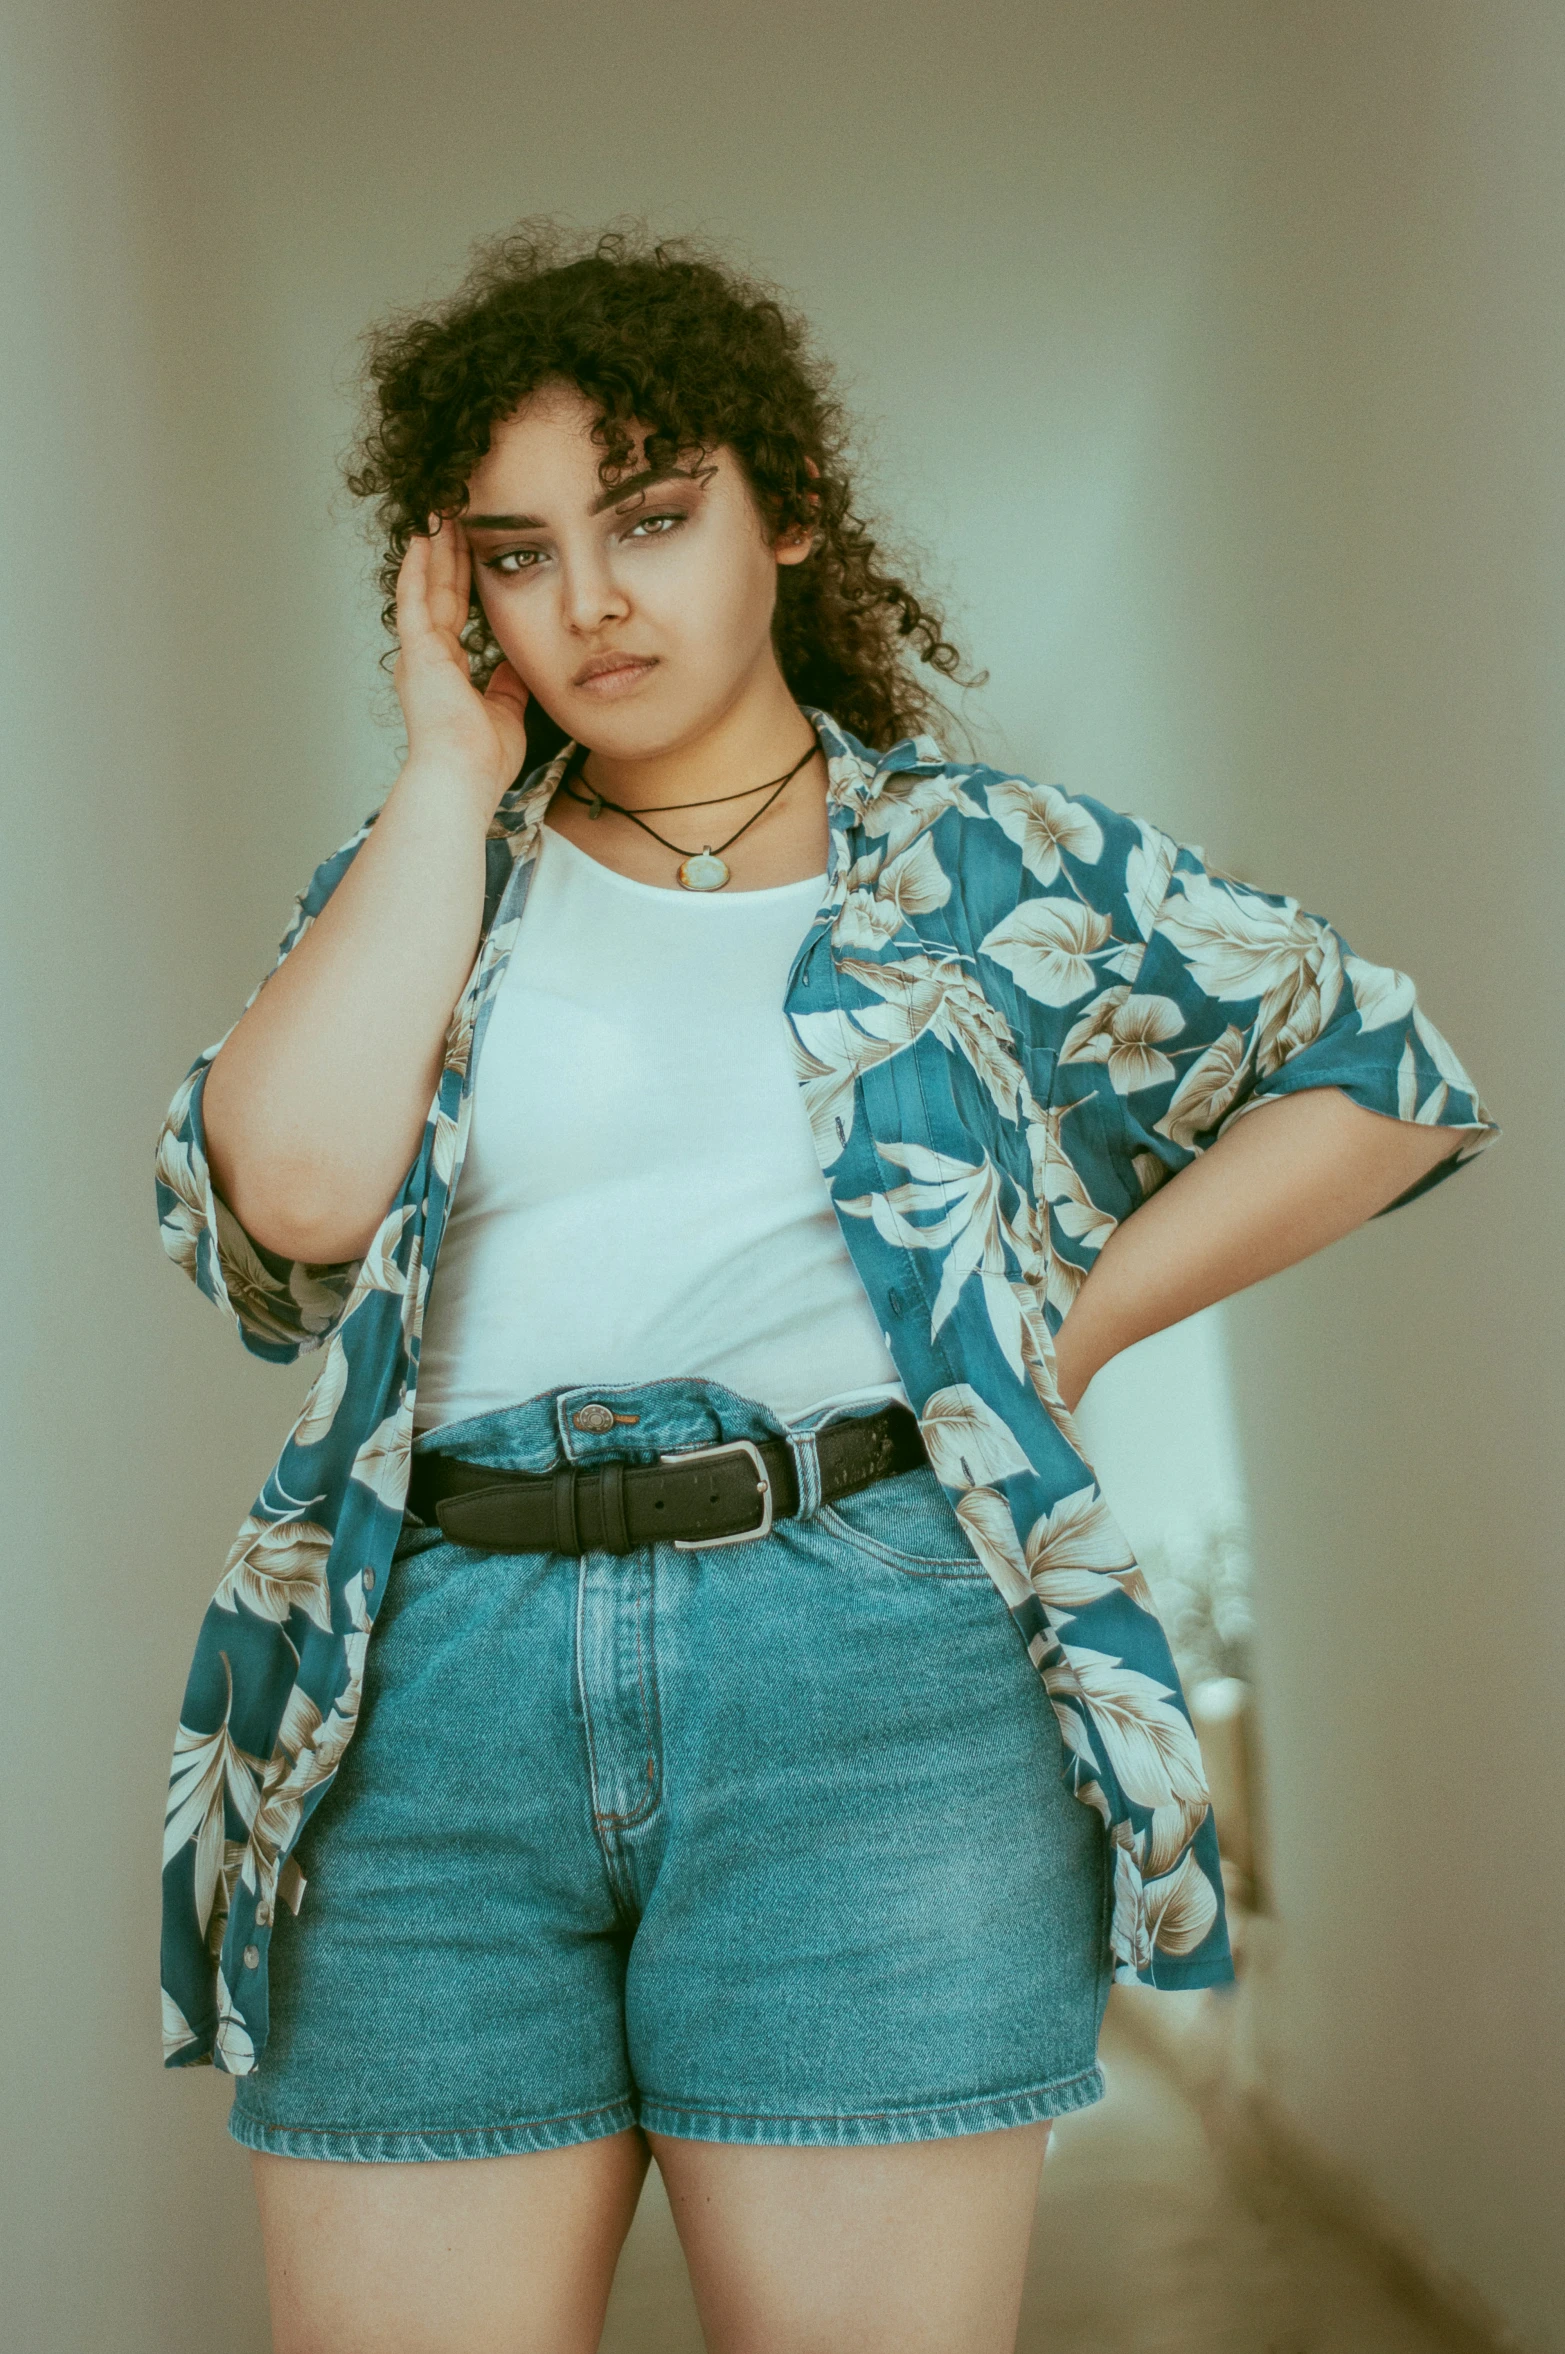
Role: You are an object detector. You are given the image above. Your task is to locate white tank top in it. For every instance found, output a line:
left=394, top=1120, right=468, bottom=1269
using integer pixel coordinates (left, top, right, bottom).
left=413, top=823, right=909, bottom=1435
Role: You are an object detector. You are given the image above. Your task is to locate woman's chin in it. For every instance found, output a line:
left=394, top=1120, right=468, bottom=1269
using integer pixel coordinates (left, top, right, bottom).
left=563, top=690, right=729, bottom=764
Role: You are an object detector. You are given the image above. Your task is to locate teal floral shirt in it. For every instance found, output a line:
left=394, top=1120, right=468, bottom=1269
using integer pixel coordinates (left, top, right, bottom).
left=155, top=708, right=1497, bottom=2073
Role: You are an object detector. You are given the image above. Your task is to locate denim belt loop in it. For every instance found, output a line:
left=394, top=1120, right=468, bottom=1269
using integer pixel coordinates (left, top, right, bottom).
left=784, top=1425, right=824, bottom=1520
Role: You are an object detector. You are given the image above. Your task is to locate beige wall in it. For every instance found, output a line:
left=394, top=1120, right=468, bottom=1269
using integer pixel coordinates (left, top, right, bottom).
left=4, top=2, right=1557, bottom=2346
left=1210, top=16, right=1564, bottom=2345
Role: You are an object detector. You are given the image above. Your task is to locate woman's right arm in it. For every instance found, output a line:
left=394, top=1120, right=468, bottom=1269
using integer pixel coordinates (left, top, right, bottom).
left=201, top=519, right=530, bottom=1266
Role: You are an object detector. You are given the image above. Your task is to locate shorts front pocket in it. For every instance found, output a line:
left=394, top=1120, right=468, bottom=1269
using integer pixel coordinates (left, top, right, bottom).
left=815, top=1462, right=988, bottom=1579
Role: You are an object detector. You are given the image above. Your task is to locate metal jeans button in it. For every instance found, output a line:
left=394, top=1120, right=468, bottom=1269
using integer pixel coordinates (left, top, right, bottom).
left=572, top=1402, right=616, bottom=1434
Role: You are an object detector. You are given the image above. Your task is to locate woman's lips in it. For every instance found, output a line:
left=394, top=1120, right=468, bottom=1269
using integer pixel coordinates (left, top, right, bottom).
left=574, top=657, right=659, bottom=698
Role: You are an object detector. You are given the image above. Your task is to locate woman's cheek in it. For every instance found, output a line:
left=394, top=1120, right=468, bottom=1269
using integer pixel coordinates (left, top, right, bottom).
left=485, top=604, right=554, bottom=690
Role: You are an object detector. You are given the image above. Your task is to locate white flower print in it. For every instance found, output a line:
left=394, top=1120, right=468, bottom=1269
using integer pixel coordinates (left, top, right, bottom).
left=214, top=1966, right=255, bottom=2075
left=1345, top=954, right=1416, bottom=1032
left=211, top=1195, right=299, bottom=1335
left=1122, top=820, right=1178, bottom=939
left=290, top=1335, right=348, bottom=1449
left=1132, top=1149, right=1171, bottom=1199
left=164, top=1654, right=263, bottom=1936
left=1403, top=1040, right=1450, bottom=1125
left=838, top=1140, right=1033, bottom=1371
left=1074, top=1777, right=1115, bottom=1828
left=1047, top=1689, right=1106, bottom=1776
left=859, top=766, right=986, bottom=860
left=1046, top=1643, right=1209, bottom=1811
left=214, top=1514, right=334, bottom=1633
left=836, top=954, right=1034, bottom=1124
left=443, top=992, right=477, bottom=1078
left=1027, top=1106, right=1119, bottom=1256
left=1111, top=1835, right=1153, bottom=1979
left=788, top=1006, right=904, bottom=1165
left=980, top=897, right=1115, bottom=1007
left=952, top=1486, right=1034, bottom=1607
left=1024, top=1486, right=1155, bottom=1613
left=338, top=1204, right=416, bottom=1318
left=1142, top=1794, right=1212, bottom=1880
left=153, top=1126, right=207, bottom=1278
left=1154, top=871, right=1343, bottom=1077
left=350, top=1395, right=414, bottom=1511
left=1060, top=987, right=1185, bottom=1093
left=1413, top=1001, right=1483, bottom=1097
left=1154, top=869, right=1320, bottom=1000
left=1153, top=1025, right=1252, bottom=1151
left=161, top=1988, right=201, bottom=2064
left=983, top=777, right=1104, bottom=884
left=286, top=1259, right=358, bottom=1338
left=833, top=831, right=952, bottom=948
left=919, top=1384, right=1034, bottom=1489
left=1143, top=1847, right=1220, bottom=1957
left=431, top=1107, right=461, bottom=1192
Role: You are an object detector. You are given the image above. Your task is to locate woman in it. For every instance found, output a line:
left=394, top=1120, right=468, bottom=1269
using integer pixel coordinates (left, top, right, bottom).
left=155, top=225, right=1496, bottom=2353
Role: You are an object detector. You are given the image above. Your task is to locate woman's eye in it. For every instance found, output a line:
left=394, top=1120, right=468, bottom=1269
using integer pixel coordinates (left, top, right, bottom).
left=486, top=548, right=544, bottom=576
left=626, top=511, right=685, bottom=539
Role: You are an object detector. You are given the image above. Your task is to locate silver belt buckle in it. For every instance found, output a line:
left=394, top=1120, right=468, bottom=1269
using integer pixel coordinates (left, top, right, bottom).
left=658, top=1438, right=774, bottom=1550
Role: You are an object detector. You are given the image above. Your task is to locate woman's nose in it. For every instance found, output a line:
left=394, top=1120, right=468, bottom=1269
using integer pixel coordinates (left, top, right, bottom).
left=560, top=552, right=631, bottom=635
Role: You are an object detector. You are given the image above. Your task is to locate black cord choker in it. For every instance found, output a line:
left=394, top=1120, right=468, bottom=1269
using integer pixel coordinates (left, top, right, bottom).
left=558, top=739, right=819, bottom=891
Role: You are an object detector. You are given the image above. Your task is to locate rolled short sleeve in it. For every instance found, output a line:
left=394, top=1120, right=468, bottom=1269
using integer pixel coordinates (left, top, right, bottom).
left=152, top=817, right=377, bottom=1362
left=1119, top=836, right=1499, bottom=1214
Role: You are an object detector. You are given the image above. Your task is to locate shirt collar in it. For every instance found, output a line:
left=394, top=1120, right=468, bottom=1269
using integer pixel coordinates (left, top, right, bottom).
left=804, top=706, right=950, bottom=814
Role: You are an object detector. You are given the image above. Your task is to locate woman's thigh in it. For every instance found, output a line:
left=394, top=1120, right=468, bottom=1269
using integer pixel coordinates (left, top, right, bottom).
left=650, top=2122, right=1051, bottom=2354
left=251, top=2130, right=650, bottom=2354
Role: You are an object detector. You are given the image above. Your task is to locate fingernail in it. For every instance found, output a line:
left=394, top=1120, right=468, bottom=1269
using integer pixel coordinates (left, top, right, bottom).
left=427, top=512, right=440, bottom=536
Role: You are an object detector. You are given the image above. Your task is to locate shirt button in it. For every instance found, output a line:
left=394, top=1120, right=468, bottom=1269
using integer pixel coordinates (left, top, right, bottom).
left=888, top=1288, right=905, bottom=1317
left=254, top=1902, right=272, bottom=1927
left=362, top=1566, right=376, bottom=1592
left=572, top=1403, right=616, bottom=1434
left=242, top=1944, right=261, bottom=1970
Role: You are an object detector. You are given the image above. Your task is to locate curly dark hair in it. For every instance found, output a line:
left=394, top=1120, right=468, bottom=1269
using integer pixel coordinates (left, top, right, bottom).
left=345, top=221, right=982, bottom=758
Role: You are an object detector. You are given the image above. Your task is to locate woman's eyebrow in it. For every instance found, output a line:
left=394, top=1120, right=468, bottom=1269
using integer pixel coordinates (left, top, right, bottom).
left=465, top=464, right=712, bottom=532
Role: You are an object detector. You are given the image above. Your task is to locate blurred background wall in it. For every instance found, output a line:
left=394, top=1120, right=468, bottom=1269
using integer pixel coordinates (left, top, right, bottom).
left=3, top=1, right=1558, bottom=2347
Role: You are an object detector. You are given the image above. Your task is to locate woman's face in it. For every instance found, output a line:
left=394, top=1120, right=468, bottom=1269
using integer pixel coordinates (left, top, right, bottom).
left=462, top=381, right=812, bottom=760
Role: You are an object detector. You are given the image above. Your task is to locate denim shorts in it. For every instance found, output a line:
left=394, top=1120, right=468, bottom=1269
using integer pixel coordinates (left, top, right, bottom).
left=228, top=1376, right=1112, bottom=2161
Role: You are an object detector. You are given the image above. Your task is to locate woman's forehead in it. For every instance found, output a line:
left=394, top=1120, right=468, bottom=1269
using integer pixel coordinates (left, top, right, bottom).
left=467, top=401, right=722, bottom=515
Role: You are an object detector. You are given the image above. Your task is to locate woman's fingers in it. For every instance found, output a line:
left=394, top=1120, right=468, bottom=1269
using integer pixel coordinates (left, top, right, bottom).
left=483, top=660, right=531, bottom=773
left=450, top=522, right=472, bottom=630
left=392, top=522, right=524, bottom=791
left=484, top=658, right=529, bottom=716
left=394, top=526, right=434, bottom=652
left=397, top=518, right=473, bottom=668
left=422, top=513, right=465, bottom=642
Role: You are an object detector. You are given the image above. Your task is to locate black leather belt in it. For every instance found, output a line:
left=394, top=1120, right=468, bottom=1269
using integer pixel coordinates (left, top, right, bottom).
left=406, top=1403, right=927, bottom=1556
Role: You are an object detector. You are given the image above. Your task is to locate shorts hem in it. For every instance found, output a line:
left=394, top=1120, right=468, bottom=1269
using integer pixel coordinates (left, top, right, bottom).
left=227, top=2095, right=639, bottom=2164
left=638, top=2062, right=1106, bottom=2147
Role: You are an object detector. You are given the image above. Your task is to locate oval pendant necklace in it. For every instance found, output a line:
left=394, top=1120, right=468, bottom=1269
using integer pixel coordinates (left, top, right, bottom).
left=558, top=739, right=819, bottom=890
left=676, top=848, right=732, bottom=892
